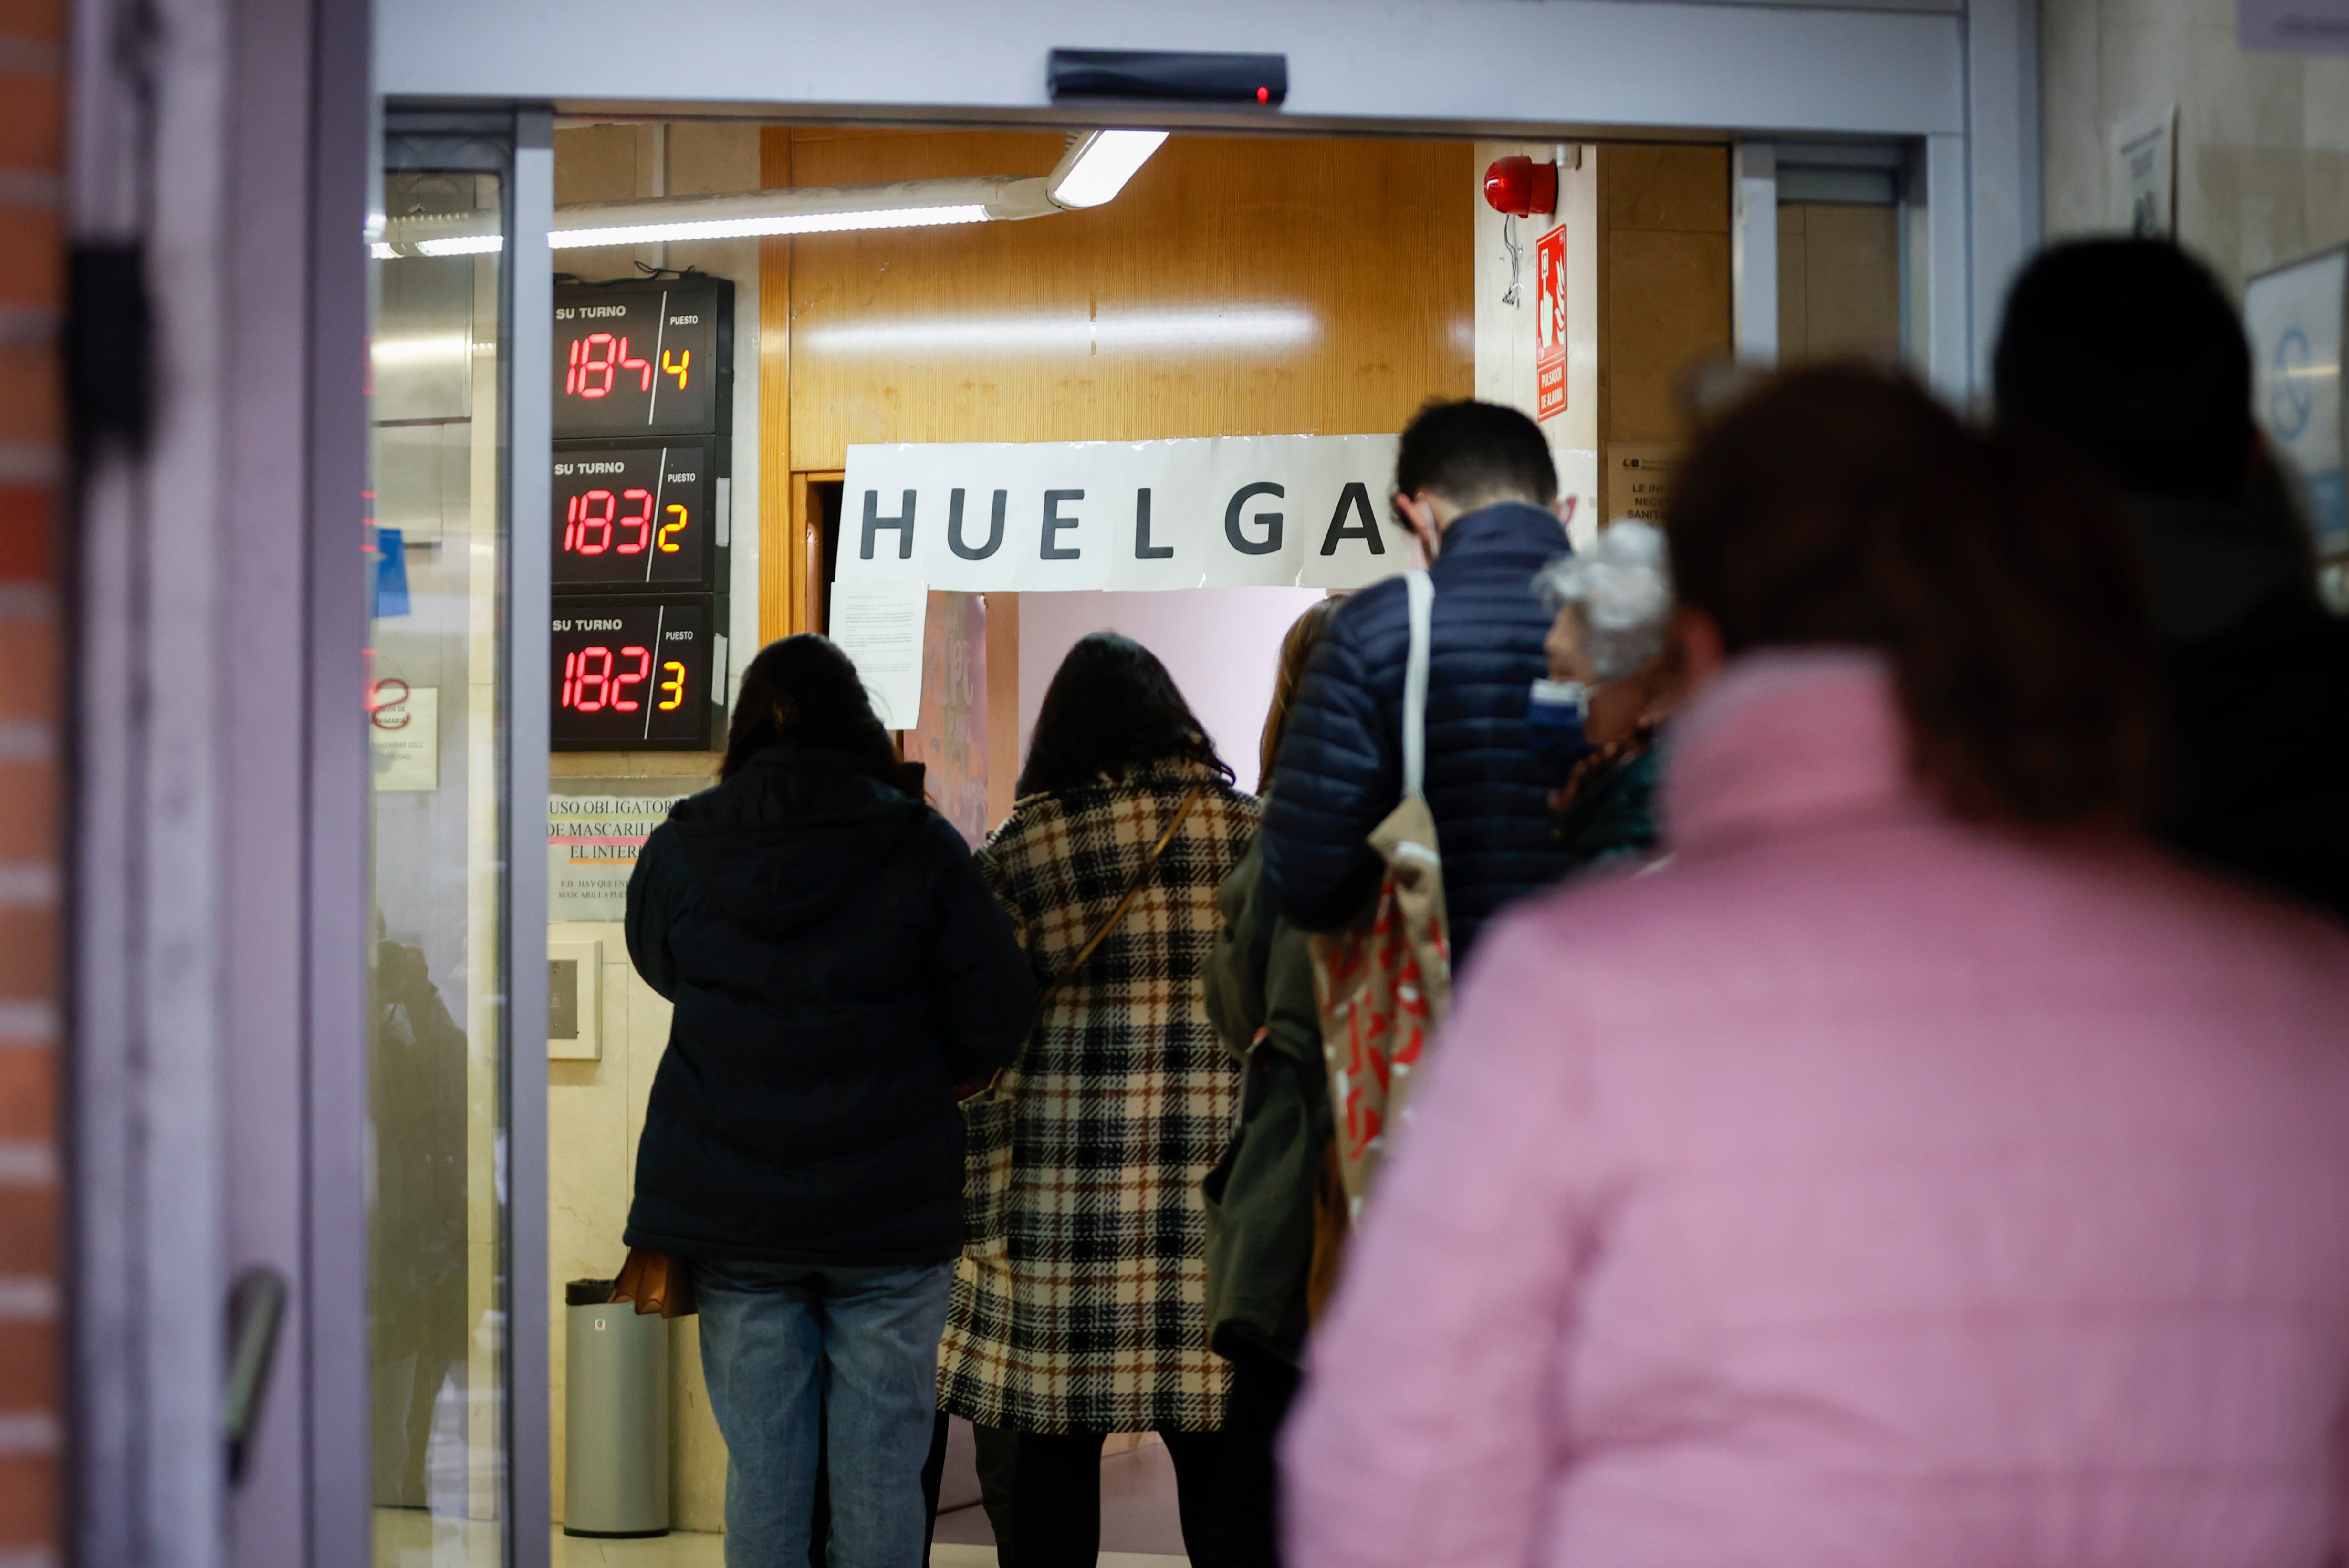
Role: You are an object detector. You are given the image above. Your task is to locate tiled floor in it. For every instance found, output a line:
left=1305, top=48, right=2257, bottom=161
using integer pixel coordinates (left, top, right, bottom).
left=379, top=1511, right=1183, bottom=1567
left=371, top=1435, right=1190, bottom=1568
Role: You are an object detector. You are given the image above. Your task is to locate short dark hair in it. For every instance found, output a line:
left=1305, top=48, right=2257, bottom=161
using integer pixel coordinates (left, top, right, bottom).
left=1669, top=364, right=2160, bottom=827
left=1394, top=399, right=1557, bottom=513
left=720, top=633, right=908, bottom=788
left=1992, top=239, right=2253, bottom=500
left=1017, top=633, right=1234, bottom=798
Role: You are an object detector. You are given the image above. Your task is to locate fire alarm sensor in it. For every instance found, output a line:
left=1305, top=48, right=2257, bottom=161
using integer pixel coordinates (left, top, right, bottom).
left=1482, top=156, right=1558, bottom=218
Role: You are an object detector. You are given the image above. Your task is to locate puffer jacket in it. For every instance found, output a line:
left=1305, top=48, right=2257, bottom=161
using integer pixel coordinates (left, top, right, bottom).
left=1262, top=500, right=1573, bottom=961
left=1284, top=652, right=2349, bottom=1568
left=623, top=745, right=1034, bottom=1265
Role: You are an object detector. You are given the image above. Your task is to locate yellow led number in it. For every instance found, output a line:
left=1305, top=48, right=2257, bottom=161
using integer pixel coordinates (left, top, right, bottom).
left=658, top=504, right=688, bottom=553
left=661, top=349, right=690, bottom=391
left=657, top=660, right=688, bottom=712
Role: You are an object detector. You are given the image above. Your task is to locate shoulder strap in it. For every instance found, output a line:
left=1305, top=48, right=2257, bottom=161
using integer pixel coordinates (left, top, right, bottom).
left=1401, top=569, right=1433, bottom=801
left=1033, top=782, right=1208, bottom=1020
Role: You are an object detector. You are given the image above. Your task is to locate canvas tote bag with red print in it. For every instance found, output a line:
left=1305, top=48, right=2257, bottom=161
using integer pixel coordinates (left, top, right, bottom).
left=1308, top=568, right=1452, bottom=1218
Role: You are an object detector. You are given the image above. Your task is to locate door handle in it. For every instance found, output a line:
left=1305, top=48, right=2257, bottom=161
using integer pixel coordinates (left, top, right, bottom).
left=223, top=1267, right=288, bottom=1484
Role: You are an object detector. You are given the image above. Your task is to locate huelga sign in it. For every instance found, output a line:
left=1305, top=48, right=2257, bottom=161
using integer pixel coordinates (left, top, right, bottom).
left=836, top=435, right=1407, bottom=592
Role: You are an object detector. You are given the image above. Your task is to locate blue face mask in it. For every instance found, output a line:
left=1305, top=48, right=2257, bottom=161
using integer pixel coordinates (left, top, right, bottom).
left=1526, top=678, right=1593, bottom=772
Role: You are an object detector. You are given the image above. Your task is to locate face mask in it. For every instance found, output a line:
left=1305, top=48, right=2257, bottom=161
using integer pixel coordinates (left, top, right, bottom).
left=1526, top=678, right=1593, bottom=771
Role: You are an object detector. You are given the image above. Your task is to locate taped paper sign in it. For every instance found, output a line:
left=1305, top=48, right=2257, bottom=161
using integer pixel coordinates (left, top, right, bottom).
left=547, top=790, right=696, bottom=922
left=836, top=434, right=1406, bottom=592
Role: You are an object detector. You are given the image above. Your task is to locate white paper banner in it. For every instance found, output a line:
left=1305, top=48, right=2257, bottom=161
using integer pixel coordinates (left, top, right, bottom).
left=837, top=434, right=1406, bottom=592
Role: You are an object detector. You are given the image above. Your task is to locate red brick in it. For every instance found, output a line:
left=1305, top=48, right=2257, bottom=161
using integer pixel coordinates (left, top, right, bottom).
left=0, top=1047, right=51, bottom=1142
left=0, top=487, right=53, bottom=583
left=0, top=208, right=61, bottom=311
left=0, top=344, right=57, bottom=445
left=0, top=1321, right=56, bottom=1409
left=0, top=1454, right=58, bottom=1548
left=0, top=1186, right=55, bottom=1276
left=0, top=909, right=53, bottom=1000
left=0, top=75, right=60, bottom=173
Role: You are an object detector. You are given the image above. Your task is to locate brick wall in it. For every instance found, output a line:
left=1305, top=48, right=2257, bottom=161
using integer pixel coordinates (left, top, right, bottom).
left=0, top=0, right=63, bottom=1556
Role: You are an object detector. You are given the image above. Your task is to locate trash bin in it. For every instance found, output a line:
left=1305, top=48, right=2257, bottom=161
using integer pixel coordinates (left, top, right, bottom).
left=563, top=1278, right=670, bottom=1538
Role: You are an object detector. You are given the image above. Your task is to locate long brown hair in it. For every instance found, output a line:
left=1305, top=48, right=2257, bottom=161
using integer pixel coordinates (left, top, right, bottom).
left=1261, top=598, right=1343, bottom=786
left=1015, top=633, right=1233, bottom=798
left=1666, top=365, right=2160, bottom=826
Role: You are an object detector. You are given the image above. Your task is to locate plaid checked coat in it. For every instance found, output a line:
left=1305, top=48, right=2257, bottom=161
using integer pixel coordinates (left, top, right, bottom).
left=937, top=761, right=1259, bottom=1433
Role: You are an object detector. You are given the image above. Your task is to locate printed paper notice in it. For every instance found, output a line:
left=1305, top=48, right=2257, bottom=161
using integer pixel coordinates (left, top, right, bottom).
left=547, top=791, right=694, bottom=922
left=369, top=682, right=438, bottom=792
left=832, top=579, right=929, bottom=730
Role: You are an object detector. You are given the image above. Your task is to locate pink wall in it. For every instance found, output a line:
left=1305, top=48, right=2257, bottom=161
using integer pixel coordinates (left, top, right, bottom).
left=1017, top=587, right=1330, bottom=797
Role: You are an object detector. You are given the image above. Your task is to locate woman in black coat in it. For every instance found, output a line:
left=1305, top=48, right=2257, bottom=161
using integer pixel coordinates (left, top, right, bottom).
left=624, top=633, right=1033, bottom=1568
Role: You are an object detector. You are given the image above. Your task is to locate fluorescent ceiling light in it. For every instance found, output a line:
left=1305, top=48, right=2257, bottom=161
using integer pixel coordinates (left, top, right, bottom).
left=370, top=334, right=472, bottom=364
left=551, top=204, right=993, bottom=249
left=1047, top=130, right=1169, bottom=209
left=417, top=234, right=505, bottom=257
left=801, top=305, right=1316, bottom=358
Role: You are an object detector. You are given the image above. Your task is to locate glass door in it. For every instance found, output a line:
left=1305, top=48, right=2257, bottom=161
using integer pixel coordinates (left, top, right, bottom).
left=368, top=130, right=515, bottom=1568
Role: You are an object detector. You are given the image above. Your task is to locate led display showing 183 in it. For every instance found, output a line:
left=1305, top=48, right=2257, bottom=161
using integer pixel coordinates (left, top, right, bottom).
left=551, top=278, right=734, bottom=439
left=551, top=439, right=723, bottom=591
left=550, top=599, right=724, bottom=750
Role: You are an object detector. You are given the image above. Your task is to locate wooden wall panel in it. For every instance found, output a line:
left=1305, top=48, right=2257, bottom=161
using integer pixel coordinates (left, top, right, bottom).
left=785, top=131, right=1475, bottom=466
left=1595, top=144, right=1732, bottom=518
left=757, top=128, right=796, bottom=644
left=1776, top=202, right=1900, bottom=366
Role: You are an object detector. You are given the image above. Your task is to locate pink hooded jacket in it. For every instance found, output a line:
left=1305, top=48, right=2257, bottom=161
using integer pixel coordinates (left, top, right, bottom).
left=1284, top=651, right=2349, bottom=1568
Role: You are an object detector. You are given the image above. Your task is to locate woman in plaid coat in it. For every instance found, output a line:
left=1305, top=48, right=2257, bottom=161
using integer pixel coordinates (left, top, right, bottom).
left=939, top=632, right=1259, bottom=1567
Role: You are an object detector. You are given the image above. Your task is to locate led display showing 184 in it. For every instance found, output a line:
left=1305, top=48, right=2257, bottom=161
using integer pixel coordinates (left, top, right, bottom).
left=551, top=278, right=734, bottom=440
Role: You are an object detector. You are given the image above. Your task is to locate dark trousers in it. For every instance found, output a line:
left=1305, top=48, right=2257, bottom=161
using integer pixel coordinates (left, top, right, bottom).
left=1206, top=1347, right=1302, bottom=1568
left=1011, top=1427, right=1223, bottom=1568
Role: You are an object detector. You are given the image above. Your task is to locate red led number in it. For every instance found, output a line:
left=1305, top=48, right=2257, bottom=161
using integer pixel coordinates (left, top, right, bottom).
left=564, top=332, right=654, bottom=399
left=617, top=489, right=653, bottom=555
left=565, top=490, right=616, bottom=554
left=560, top=645, right=653, bottom=713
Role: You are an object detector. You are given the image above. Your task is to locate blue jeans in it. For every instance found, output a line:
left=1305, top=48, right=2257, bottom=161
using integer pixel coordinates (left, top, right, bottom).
left=694, top=1258, right=955, bottom=1568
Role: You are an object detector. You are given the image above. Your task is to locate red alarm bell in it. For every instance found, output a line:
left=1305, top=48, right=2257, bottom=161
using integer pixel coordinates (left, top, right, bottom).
left=1482, top=155, right=1558, bottom=218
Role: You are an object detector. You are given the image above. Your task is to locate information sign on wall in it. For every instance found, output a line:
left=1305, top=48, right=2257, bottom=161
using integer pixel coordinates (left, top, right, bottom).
left=836, top=434, right=1406, bottom=592
left=547, top=791, right=696, bottom=922
left=1535, top=226, right=1568, bottom=421
left=2245, top=244, right=2347, bottom=553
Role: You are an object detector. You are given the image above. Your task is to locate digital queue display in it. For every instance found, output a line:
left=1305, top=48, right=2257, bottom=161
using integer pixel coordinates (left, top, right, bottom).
left=550, top=597, right=725, bottom=751
left=551, top=278, right=734, bottom=440
left=552, top=439, right=725, bottom=592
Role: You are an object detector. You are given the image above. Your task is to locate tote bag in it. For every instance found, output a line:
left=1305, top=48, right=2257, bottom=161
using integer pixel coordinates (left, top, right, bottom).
left=1308, top=570, right=1453, bottom=1217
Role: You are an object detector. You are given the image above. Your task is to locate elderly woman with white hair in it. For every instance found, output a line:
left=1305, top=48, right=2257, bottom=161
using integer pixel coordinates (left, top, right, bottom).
left=1533, top=519, right=1680, bottom=871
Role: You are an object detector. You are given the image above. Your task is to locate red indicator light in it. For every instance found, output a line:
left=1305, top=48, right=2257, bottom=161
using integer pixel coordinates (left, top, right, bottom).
left=1257, top=85, right=1269, bottom=103
left=1482, top=155, right=1559, bottom=218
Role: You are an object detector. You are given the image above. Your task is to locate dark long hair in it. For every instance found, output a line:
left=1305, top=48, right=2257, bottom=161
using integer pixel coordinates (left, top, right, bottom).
left=1666, top=365, right=2161, bottom=826
left=1016, top=633, right=1233, bottom=798
left=720, top=633, right=906, bottom=787
left=1262, top=598, right=1342, bottom=786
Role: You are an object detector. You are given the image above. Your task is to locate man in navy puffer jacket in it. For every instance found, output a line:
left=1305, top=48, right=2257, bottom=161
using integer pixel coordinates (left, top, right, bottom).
left=1263, top=399, right=1576, bottom=963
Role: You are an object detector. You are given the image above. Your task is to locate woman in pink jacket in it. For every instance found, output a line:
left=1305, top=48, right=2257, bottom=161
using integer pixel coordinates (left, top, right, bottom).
left=1283, top=367, right=2349, bottom=1568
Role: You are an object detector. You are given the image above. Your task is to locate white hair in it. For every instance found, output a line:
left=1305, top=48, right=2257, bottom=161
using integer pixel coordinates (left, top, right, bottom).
left=1532, top=520, right=1675, bottom=682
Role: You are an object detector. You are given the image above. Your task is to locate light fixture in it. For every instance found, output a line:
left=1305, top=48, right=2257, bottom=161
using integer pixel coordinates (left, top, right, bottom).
left=1046, top=130, right=1169, bottom=209
left=551, top=203, right=993, bottom=250
left=370, top=138, right=1171, bottom=258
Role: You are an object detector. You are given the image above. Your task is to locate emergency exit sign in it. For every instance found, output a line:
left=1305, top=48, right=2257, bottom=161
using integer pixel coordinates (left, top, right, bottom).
left=1536, top=225, right=1568, bottom=421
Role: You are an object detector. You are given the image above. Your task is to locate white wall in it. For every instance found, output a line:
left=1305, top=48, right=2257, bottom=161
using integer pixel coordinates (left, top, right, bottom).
left=1473, top=140, right=1601, bottom=548
left=2041, top=0, right=2349, bottom=297
left=1018, top=587, right=1329, bottom=798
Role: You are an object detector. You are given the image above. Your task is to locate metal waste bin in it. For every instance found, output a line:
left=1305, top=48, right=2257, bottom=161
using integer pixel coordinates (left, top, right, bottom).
left=564, top=1279, right=670, bottom=1538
